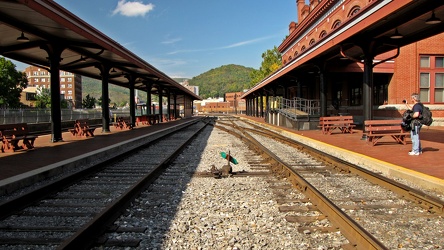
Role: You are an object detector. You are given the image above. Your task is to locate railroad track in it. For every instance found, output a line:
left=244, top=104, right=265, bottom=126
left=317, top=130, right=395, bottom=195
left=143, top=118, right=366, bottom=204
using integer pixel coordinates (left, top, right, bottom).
left=214, top=117, right=444, bottom=249
left=1, top=115, right=443, bottom=249
left=0, top=118, right=212, bottom=249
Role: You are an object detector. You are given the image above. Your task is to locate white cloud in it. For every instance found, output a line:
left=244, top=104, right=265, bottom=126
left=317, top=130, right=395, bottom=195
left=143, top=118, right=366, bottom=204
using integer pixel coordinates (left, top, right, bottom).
left=112, top=0, right=154, bottom=17
left=167, top=35, right=274, bottom=55
left=221, top=36, right=273, bottom=49
left=162, top=38, right=182, bottom=45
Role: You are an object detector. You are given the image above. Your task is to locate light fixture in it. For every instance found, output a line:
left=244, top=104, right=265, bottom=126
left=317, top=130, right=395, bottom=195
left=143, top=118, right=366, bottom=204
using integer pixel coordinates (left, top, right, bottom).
left=390, top=28, right=403, bottom=39
left=16, top=32, right=29, bottom=42
left=425, top=10, right=441, bottom=25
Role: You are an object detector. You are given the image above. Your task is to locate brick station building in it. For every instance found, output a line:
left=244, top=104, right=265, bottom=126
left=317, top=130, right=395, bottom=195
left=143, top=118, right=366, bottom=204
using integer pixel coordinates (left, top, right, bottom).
left=243, top=0, right=444, bottom=126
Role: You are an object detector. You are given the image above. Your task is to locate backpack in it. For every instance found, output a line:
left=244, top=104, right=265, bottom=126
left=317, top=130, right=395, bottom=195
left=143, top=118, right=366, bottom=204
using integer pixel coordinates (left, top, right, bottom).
left=401, top=110, right=413, bottom=131
left=419, top=104, right=433, bottom=126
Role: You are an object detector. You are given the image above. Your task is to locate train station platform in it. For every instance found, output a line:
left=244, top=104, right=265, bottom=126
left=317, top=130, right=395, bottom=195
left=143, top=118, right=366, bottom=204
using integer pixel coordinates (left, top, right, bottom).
left=0, top=117, right=200, bottom=195
left=1, top=115, right=443, bottom=195
left=237, top=115, right=444, bottom=193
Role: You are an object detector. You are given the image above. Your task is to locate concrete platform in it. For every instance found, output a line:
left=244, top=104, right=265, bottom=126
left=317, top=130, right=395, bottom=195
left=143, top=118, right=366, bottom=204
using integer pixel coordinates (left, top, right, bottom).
left=238, top=115, right=444, bottom=193
left=0, top=117, right=200, bottom=195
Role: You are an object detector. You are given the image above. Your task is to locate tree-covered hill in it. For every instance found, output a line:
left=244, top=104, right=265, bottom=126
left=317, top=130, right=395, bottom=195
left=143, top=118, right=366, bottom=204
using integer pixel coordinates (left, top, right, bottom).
left=81, top=64, right=256, bottom=104
left=81, top=77, right=135, bottom=107
left=188, top=64, right=255, bottom=99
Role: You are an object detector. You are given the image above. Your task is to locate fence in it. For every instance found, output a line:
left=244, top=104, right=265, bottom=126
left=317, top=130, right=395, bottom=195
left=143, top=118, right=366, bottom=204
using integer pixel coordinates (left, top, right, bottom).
left=0, top=109, right=130, bottom=125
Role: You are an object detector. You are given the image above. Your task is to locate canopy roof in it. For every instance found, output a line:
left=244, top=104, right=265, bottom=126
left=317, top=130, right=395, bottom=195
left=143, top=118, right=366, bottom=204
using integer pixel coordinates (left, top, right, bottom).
left=0, top=0, right=201, bottom=100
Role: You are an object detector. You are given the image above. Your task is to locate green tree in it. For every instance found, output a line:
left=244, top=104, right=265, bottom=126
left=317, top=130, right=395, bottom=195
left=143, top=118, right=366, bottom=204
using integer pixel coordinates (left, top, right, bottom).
left=34, top=87, right=51, bottom=108
left=82, top=94, right=96, bottom=109
left=0, top=57, right=28, bottom=108
left=249, top=46, right=282, bottom=87
left=97, top=96, right=111, bottom=107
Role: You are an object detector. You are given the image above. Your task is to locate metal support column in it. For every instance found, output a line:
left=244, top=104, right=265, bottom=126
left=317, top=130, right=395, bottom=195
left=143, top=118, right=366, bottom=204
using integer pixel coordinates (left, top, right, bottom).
left=42, top=44, right=64, bottom=142
left=98, top=64, right=111, bottom=133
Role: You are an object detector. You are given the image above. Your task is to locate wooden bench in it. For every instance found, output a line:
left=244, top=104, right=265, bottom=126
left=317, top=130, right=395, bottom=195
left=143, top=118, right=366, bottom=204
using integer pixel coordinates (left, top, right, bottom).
left=146, top=114, right=160, bottom=125
left=114, top=117, right=133, bottom=130
left=364, top=119, right=410, bottom=146
left=319, top=116, right=356, bottom=135
left=135, top=114, right=159, bottom=126
left=0, top=123, right=38, bottom=152
left=69, top=119, right=96, bottom=137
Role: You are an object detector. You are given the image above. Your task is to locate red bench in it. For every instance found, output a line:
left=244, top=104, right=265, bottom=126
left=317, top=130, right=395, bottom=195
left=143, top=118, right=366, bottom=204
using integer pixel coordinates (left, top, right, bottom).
left=319, top=116, right=356, bottom=135
left=0, top=123, right=38, bottom=152
left=364, top=119, right=410, bottom=146
left=69, top=119, right=96, bottom=137
left=114, top=117, right=133, bottom=130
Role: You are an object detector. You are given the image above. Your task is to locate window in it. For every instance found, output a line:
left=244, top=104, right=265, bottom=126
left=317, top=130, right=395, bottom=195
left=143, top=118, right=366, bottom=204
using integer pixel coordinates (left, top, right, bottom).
left=348, top=6, right=360, bottom=17
left=332, top=19, right=341, bottom=29
left=435, top=73, right=444, bottom=102
left=68, top=84, right=73, bottom=88
left=420, top=55, right=444, bottom=103
left=67, top=78, right=72, bottom=82
left=26, top=93, right=36, bottom=101
left=420, top=56, right=430, bottom=67
left=309, top=39, right=315, bottom=46
left=61, top=84, right=65, bottom=88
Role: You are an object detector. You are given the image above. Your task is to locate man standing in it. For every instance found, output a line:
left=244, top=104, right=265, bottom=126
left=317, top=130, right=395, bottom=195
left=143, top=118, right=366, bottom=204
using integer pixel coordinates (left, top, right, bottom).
left=405, top=93, right=423, bottom=155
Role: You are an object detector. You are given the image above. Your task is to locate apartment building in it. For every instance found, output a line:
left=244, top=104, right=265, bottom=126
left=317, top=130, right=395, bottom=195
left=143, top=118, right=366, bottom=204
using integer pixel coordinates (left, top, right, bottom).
left=23, top=66, right=82, bottom=108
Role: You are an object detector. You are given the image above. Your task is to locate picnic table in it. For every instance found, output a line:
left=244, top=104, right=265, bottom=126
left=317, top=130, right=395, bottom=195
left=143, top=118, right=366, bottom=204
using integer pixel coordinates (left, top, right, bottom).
left=319, top=116, right=356, bottom=135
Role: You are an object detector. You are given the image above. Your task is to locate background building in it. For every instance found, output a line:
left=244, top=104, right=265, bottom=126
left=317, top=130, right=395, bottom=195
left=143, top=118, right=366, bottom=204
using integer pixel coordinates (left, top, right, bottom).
left=23, top=66, right=82, bottom=108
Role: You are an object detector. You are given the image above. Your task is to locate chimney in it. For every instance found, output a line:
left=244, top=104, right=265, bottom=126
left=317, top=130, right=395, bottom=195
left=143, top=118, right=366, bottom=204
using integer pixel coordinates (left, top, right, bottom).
left=289, top=21, right=297, bottom=34
left=297, top=0, right=305, bottom=23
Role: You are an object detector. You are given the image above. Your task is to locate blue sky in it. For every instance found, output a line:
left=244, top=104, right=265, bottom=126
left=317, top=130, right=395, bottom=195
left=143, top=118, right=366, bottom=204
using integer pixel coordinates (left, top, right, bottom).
left=15, top=0, right=297, bottom=79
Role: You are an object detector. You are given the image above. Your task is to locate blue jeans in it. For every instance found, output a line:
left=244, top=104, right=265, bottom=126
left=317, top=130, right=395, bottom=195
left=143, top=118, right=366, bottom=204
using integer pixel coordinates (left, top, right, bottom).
left=410, top=124, right=422, bottom=153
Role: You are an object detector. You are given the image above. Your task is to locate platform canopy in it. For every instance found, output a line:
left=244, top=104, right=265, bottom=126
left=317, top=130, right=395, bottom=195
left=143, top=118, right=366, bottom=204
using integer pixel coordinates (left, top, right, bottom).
left=0, top=0, right=201, bottom=101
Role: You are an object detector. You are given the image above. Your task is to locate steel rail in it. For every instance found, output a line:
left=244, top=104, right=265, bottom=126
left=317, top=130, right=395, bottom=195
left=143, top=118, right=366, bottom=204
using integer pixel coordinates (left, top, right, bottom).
left=0, top=119, right=202, bottom=220
left=241, top=125, right=444, bottom=214
left=58, top=120, right=210, bottom=249
left=0, top=118, right=212, bottom=249
left=214, top=122, right=387, bottom=250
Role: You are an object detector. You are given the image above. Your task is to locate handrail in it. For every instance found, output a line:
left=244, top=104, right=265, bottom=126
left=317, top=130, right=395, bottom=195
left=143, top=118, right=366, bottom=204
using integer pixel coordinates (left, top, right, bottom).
left=268, top=97, right=320, bottom=117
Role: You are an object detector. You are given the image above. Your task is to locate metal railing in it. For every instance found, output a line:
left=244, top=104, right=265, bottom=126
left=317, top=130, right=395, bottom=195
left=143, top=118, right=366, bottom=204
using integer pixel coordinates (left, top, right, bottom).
left=268, top=97, right=320, bottom=117
left=0, top=109, right=130, bottom=125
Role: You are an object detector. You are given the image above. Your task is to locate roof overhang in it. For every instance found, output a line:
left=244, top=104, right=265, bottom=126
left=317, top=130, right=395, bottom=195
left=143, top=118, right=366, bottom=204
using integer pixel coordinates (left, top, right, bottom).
left=0, top=0, right=202, bottom=101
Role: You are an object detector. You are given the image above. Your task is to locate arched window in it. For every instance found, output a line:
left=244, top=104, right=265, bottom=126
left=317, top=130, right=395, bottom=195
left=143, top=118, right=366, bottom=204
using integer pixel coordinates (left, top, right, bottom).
left=301, top=46, right=306, bottom=52
left=319, top=30, right=327, bottom=39
left=294, top=51, right=299, bottom=57
left=332, top=19, right=341, bottom=29
left=348, top=6, right=360, bottom=17
left=309, top=39, right=316, bottom=46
